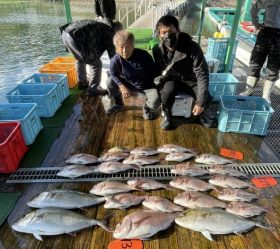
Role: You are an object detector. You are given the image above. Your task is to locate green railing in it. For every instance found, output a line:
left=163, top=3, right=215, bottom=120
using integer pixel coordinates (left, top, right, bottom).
left=63, top=0, right=72, bottom=23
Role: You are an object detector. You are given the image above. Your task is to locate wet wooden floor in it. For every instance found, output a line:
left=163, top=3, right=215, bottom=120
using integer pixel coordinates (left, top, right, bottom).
left=1, top=93, right=280, bottom=249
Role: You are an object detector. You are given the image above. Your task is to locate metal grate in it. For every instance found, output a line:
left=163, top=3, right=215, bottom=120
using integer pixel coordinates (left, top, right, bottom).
left=6, top=165, right=174, bottom=184
left=5, top=163, right=280, bottom=184
left=264, top=132, right=280, bottom=156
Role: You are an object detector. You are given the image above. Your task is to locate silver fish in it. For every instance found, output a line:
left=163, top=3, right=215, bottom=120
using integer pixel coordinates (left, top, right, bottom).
left=104, top=193, right=147, bottom=209
left=130, top=147, right=159, bottom=156
left=89, top=181, right=139, bottom=196
left=217, top=189, right=258, bottom=202
left=157, top=144, right=196, bottom=154
left=175, top=208, right=269, bottom=241
left=66, top=153, right=98, bottom=165
left=12, top=208, right=112, bottom=241
left=142, top=196, right=184, bottom=213
left=123, top=155, right=159, bottom=166
left=209, top=165, right=248, bottom=178
left=108, top=146, right=130, bottom=153
left=127, top=178, right=170, bottom=190
left=57, top=165, right=94, bottom=178
left=226, top=202, right=266, bottom=218
left=174, top=191, right=227, bottom=209
left=171, top=163, right=209, bottom=176
left=93, top=162, right=140, bottom=174
left=170, top=177, right=215, bottom=192
left=165, top=152, right=195, bottom=162
left=113, top=210, right=179, bottom=239
left=27, top=189, right=106, bottom=209
left=209, top=175, right=252, bottom=189
left=98, top=152, right=129, bottom=162
left=195, top=154, right=233, bottom=165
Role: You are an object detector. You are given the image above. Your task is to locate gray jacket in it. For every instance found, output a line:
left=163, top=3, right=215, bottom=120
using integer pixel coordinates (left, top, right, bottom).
left=251, top=0, right=280, bottom=29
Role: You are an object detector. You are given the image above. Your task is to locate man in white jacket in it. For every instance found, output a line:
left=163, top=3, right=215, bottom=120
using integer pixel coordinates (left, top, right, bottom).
left=240, top=0, right=280, bottom=104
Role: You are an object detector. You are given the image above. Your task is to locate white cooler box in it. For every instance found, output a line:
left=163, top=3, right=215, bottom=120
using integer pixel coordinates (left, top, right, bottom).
left=172, top=94, right=194, bottom=118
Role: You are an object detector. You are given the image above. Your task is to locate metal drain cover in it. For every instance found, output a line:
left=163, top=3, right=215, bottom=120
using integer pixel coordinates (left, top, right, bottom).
left=5, top=163, right=280, bottom=184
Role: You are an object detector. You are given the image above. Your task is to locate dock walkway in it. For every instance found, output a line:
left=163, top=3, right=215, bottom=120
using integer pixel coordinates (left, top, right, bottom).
left=129, top=8, right=154, bottom=28
left=1, top=91, right=280, bottom=248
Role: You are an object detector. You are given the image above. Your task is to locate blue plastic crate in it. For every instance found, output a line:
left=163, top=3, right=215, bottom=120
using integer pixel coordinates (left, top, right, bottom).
left=206, top=38, right=238, bottom=72
left=209, top=73, right=239, bottom=100
left=6, top=84, right=61, bottom=117
left=218, top=96, right=274, bottom=135
left=0, top=103, right=43, bottom=145
left=22, top=73, right=69, bottom=102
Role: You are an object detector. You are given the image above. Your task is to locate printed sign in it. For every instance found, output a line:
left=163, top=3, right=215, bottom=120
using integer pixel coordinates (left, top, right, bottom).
left=252, top=176, right=278, bottom=188
left=220, top=148, right=244, bottom=160
left=108, top=240, right=143, bottom=249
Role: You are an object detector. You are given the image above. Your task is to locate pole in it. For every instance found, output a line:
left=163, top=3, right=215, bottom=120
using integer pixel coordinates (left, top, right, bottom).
left=241, top=0, right=253, bottom=22
left=225, top=0, right=244, bottom=72
left=63, top=0, right=72, bottom=23
left=198, top=0, right=207, bottom=45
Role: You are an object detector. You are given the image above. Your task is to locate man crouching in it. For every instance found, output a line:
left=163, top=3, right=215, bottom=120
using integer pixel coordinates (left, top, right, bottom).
left=106, top=30, right=160, bottom=120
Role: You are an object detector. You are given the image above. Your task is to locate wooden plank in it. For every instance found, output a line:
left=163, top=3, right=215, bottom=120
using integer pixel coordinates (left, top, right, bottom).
left=0, top=95, right=280, bottom=249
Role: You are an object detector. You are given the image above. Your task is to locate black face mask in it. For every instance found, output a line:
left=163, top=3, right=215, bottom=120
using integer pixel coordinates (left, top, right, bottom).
left=162, top=32, right=178, bottom=48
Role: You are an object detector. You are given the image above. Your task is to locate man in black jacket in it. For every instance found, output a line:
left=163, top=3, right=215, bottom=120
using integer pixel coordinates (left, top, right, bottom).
left=95, top=0, right=116, bottom=25
left=153, top=15, right=212, bottom=130
left=60, top=20, right=122, bottom=95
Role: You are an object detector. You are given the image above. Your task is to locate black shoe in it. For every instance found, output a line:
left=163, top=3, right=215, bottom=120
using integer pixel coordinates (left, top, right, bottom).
left=160, top=108, right=172, bottom=130
left=106, top=104, right=123, bottom=114
left=199, top=114, right=218, bottom=128
left=78, top=85, right=88, bottom=90
left=88, top=86, right=108, bottom=96
left=143, top=107, right=157, bottom=120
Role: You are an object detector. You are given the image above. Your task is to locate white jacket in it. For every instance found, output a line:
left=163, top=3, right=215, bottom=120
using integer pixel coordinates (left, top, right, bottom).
left=251, top=0, right=280, bottom=29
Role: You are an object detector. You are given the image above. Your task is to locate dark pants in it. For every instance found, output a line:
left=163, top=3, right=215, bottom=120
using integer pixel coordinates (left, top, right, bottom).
left=106, top=77, right=160, bottom=110
left=249, top=27, right=280, bottom=81
left=62, top=31, right=102, bottom=87
left=159, top=80, right=211, bottom=109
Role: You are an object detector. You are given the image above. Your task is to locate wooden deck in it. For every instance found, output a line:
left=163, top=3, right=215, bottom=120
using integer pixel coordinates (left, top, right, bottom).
left=1, top=93, right=280, bottom=249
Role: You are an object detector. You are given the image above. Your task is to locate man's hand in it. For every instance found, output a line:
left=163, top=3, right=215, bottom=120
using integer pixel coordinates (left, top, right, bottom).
left=119, top=84, right=130, bottom=98
left=192, top=104, right=204, bottom=116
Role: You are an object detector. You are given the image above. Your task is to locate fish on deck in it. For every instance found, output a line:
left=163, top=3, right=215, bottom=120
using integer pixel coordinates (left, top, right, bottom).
left=175, top=208, right=270, bottom=241
left=27, top=189, right=106, bottom=209
left=12, top=208, right=112, bottom=241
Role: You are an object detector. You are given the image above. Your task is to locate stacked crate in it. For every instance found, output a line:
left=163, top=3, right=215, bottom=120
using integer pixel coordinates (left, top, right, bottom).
left=39, top=57, right=77, bottom=88
left=0, top=56, right=77, bottom=172
left=206, top=38, right=238, bottom=72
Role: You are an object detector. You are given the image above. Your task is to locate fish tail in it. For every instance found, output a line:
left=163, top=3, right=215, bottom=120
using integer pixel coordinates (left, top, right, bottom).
left=95, top=219, right=114, bottom=232
left=129, top=182, right=144, bottom=192
left=94, top=212, right=115, bottom=232
left=256, top=222, right=273, bottom=230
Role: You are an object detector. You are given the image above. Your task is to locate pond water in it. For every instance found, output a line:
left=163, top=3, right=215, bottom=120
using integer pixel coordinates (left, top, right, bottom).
left=0, top=1, right=215, bottom=103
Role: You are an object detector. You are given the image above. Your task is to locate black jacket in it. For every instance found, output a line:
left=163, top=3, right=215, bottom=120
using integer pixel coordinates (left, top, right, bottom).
left=152, top=32, right=209, bottom=106
left=95, top=0, right=116, bottom=20
left=60, top=20, right=115, bottom=64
